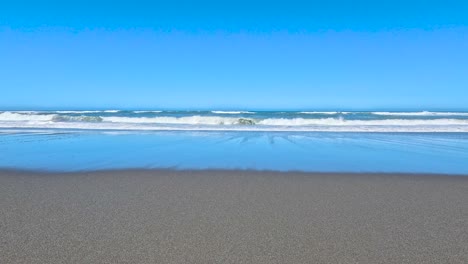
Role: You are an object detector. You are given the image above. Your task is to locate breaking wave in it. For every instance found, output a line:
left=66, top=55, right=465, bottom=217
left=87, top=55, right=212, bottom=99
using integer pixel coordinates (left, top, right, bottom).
left=2, top=111, right=468, bottom=132
left=372, top=111, right=468, bottom=116
left=103, top=116, right=256, bottom=125
left=258, top=118, right=468, bottom=126
left=0, top=112, right=104, bottom=123
left=51, top=115, right=103, bottom=122
left=0, top=112, right=54, bottom=121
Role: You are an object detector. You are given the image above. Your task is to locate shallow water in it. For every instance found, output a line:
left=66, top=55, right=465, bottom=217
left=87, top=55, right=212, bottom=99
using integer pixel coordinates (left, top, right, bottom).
left=1, top=130, right=468, bottom=174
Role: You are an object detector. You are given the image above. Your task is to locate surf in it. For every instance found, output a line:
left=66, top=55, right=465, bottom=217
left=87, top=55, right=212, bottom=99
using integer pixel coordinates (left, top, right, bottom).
left=2, top=110, right=468, bottom=132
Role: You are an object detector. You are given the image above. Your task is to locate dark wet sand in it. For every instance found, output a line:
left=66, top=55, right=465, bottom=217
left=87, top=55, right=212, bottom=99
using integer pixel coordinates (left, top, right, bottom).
left=1, top=169, right=467, bottom=263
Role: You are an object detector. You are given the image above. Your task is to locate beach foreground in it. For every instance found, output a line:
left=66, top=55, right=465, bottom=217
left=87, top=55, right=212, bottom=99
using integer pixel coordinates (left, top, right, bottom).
left=1, top=170, right=467, bottom=263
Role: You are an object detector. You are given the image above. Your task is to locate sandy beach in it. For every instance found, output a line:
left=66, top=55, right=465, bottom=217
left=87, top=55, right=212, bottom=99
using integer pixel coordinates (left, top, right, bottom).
left=1, top=169, right=467, bottom=263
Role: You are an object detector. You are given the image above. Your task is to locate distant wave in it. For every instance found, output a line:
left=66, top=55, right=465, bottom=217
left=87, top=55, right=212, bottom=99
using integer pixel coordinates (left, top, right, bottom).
left=372, top=111, right=468, bottom=116
left=56, top=110, right=103, bottom=114
left=54, top=110, right=121, bottom=114
left=6, top=110, right=468, bottom=117
left=7, top=111, right=45, bottom=114
left=299, top=111, right=468, bottom=116
left=133, top=110, right=163, bottom=114
left=299, top=111, right=340, bottom=115
left=211, top=111, right=255, bottom=114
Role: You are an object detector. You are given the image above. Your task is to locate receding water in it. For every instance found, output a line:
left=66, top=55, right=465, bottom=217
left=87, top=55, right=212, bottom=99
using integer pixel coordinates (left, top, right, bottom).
left=1, top=130, right=468, bottom=174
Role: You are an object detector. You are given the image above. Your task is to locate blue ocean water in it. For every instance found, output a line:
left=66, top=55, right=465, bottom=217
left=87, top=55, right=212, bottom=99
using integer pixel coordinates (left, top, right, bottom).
left=1, top=110, right=468, bottom=173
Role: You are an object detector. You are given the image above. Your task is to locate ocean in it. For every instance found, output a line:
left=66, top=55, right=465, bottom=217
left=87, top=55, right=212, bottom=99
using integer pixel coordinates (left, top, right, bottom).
left=2, top=110, right=468, bottom=132
left=1, top=110, right=468, bottom=173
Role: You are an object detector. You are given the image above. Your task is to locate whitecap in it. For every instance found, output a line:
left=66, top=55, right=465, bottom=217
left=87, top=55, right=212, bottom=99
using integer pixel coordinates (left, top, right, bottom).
left=211, top=111, right=255, bottom=114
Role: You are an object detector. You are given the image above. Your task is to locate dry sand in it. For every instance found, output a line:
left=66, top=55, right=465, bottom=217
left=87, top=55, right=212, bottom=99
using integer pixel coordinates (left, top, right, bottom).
left=1, top=169, right=467, bottom=263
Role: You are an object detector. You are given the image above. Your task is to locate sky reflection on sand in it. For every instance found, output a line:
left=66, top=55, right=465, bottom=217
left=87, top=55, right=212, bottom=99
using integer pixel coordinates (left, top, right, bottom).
left=1, top=131, right=468, bottom=174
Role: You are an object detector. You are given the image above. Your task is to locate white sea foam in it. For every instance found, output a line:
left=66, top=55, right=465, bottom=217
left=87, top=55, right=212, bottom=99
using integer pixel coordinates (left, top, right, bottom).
left=103, top=116, right=245, bottom=125
left=51, top=115, right=103, bottom=122
left=372, top=111, right=468, bottom=116
left=0, top=112, right=103, bottom=122
left=101, top=116, right=468, bottom=127
left=211, top=111, right=255, bottom=114
left=258, top=117, right=468, bottom=126
left=0, top=112, right=55, bottom=121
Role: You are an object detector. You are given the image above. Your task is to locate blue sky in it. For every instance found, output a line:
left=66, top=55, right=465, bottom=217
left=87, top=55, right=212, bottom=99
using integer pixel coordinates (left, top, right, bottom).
left=1, top=1, right=467, bottom=110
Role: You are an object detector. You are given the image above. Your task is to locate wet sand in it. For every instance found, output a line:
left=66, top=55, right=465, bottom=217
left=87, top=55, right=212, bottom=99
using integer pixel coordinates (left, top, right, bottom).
left=1, top=169, right=467, bottom=263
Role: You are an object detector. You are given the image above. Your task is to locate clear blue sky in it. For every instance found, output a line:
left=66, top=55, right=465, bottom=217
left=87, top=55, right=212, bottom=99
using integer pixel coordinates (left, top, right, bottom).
left=1, top=0, right=467, bottom=110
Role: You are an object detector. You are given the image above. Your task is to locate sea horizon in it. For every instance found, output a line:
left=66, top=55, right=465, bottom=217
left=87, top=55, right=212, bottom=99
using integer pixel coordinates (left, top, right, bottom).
left=3, top=107, right=468, bottom=112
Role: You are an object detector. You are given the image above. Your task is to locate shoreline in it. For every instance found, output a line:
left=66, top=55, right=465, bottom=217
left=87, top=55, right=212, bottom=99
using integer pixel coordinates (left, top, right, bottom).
left=2, top=169, right=467, bottom=263
left=2, top=168, right=468, bottom=177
